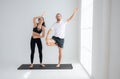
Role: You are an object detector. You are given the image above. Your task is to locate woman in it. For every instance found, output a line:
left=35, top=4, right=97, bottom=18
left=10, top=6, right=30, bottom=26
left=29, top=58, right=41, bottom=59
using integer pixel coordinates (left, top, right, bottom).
left=29, top=15, right=46, bottom=68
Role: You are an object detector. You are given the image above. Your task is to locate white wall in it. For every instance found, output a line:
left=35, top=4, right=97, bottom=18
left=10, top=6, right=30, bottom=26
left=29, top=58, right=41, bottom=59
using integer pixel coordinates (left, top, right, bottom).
left=92, top=0, right=120, bottom=79
left=0, top=0, right=79, bottom=67
left=92, top=0, right=110, bottom=78
left=109, top=0, right=120, bottom=79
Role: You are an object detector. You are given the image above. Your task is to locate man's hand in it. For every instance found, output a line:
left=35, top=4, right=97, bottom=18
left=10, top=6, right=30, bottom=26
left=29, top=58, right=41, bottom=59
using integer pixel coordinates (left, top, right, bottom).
left=67, top=7, right=79, bottom=23
left=46, top=37, right=49, bottom=45
left=45, top=37, right=48, bottom=45
left=46, top=29, right=52, bottom=45
left=74, top=8, right=79, bottom=13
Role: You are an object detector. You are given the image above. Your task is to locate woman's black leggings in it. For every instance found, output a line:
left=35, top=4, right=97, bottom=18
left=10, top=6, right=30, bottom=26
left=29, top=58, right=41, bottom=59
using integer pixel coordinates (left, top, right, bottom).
left=30, top=37, right=43, bottom=64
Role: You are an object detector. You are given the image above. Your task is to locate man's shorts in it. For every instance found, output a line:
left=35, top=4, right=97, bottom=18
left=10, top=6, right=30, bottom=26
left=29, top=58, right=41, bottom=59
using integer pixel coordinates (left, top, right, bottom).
left=52, top=36, right=64, bottom=48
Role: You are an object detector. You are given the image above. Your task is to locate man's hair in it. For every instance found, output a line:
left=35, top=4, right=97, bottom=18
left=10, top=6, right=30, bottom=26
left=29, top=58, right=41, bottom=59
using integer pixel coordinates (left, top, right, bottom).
left=56, top=13, right=62, bottom=16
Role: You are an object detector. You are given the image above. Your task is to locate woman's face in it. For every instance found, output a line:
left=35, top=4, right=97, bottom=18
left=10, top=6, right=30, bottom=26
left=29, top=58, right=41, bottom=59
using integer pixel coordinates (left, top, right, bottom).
left=38, top=17, right=44, bottom=23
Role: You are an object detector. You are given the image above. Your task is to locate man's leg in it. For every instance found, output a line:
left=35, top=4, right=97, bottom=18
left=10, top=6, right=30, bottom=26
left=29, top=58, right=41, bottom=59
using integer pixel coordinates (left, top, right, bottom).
left=47, top=39, right=57, bottom=46
left=47, top=38, right=63, bottom=67
left=56, top=47, right=62, bottom=67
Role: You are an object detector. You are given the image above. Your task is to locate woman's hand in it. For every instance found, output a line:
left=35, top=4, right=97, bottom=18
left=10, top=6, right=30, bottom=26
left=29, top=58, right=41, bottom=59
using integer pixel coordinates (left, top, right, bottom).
left=41, top=11, right=46, bottom=17
left=42, top=26, right=46, bottom=31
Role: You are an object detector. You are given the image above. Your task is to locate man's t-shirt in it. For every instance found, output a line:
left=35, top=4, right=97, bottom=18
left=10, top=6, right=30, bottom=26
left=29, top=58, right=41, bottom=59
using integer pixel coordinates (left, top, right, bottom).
left=50, top=21, right=67, bottom=39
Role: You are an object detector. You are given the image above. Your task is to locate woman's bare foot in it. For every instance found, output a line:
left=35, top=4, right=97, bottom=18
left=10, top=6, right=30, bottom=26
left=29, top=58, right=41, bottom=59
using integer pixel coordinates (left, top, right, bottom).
left=40, top=64, right=45, bottom=67
left=29, top=64, right=34, bottom=68
left=56, top=64, right=60, bottom=67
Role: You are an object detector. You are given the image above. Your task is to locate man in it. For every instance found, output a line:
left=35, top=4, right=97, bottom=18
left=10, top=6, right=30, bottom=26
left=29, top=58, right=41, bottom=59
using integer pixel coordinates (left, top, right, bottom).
left=46, top=8, right=79, bottom=67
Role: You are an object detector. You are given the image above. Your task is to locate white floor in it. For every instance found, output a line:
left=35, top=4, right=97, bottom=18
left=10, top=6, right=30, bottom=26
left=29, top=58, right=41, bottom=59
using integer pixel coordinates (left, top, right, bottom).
left=0, top=63, right=90, bottom=79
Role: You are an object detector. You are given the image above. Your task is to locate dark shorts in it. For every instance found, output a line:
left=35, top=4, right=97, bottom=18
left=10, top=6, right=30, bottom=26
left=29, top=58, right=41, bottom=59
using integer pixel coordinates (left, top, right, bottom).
left=52, top=36, right=64, bottom=48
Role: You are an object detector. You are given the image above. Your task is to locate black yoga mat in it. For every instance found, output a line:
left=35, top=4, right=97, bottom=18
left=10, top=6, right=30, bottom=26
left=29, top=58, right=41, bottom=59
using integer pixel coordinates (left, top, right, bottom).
left=17, top=64, right=73, bottom=70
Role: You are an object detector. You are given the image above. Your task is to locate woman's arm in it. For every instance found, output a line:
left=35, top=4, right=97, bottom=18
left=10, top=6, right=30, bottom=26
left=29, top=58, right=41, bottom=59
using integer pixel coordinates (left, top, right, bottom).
left=33, top=12, right=45, bottom=27
left=33, top=16, right=41, bottom=27
left=40, top=26, right=46, bottom=38
left=33, top=32, right=40, bottom=36
left=32, top=26, right=45, bottom=38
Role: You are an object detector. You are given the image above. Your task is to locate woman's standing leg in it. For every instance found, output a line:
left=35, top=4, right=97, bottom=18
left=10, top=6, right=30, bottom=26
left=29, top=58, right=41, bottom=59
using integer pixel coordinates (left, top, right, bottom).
left=29, top=37, right=36, bottom=68
left=36, top=38, right=45, bottom=67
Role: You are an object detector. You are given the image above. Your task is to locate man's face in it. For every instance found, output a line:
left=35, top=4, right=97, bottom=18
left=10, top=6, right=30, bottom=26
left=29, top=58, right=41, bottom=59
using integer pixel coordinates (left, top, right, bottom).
left=56, top=13, right=62, bottom=21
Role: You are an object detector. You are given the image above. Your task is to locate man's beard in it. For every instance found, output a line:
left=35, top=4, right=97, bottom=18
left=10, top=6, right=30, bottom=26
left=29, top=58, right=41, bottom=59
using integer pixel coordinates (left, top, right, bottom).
left=57, top=19, right=61, bottom=21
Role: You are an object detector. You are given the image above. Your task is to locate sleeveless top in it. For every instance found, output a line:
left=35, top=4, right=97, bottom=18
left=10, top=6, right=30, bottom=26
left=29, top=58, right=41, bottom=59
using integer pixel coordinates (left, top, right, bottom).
left=33, top=26, right=42, bottom=34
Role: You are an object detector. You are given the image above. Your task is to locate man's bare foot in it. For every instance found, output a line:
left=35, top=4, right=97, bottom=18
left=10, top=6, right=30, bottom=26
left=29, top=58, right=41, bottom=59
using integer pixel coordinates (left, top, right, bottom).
left=56, top=64, right=60, bottom=67
left=29, top=64, right=33, bottom=68
left=40, top=64, right=45, bottom=67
